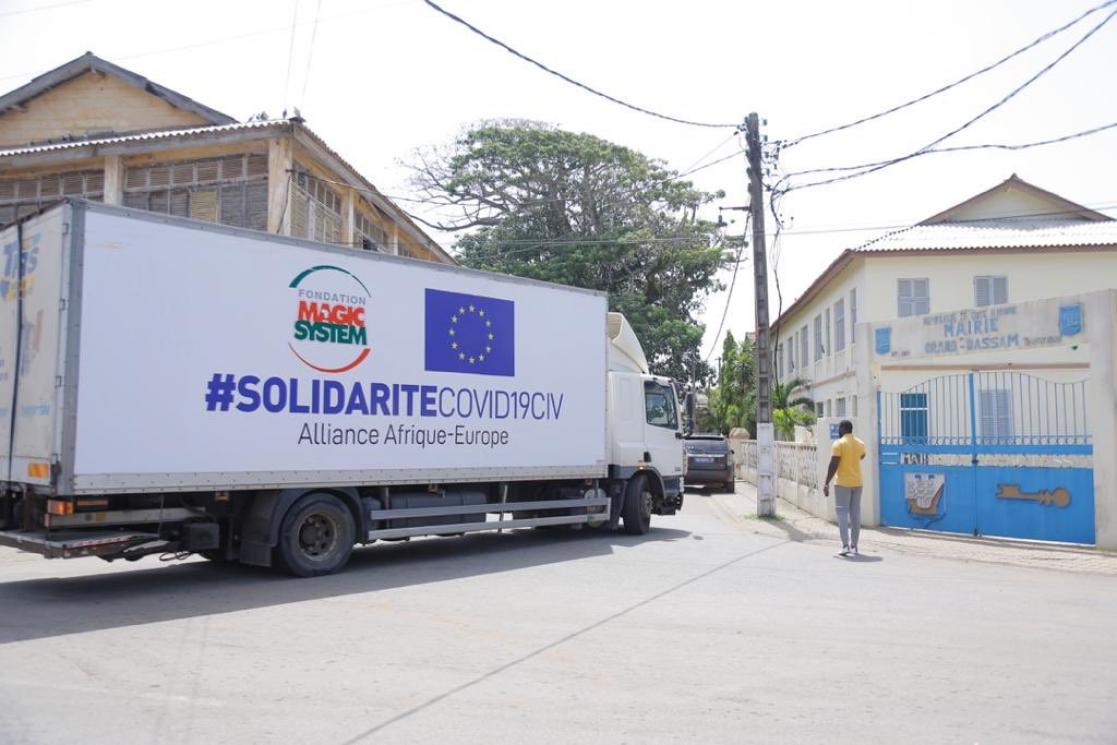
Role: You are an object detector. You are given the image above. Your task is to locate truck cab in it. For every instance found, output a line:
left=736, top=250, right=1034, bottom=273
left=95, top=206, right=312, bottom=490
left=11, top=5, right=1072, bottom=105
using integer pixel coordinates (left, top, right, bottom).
left=605, top=314, right=686, bottom=521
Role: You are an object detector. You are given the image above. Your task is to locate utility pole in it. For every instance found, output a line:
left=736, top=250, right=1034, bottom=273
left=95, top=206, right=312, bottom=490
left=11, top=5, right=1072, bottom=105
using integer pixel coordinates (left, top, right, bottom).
left=745, top=112, right=775, bottom=517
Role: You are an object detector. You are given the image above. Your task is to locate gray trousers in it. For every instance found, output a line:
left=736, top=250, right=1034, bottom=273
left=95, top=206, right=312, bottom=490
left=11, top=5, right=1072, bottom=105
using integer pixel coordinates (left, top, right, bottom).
left=834, top=485, right=863, bottom=549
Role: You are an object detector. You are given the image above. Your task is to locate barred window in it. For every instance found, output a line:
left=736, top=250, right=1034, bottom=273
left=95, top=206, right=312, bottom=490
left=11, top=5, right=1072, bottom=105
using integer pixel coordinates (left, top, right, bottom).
left=123, top=154, right=267, bottom=230
left=0, top=170, right=104, bottom=227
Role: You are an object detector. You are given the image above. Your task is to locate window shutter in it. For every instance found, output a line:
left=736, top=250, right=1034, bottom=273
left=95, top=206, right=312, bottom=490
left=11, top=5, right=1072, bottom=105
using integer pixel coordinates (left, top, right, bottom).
left=219, top=184, right=245, bottom=227
left=170, top=189, right=190, bottom=218
left=191, top=188, right=218, bottom=223
left=993, top=276, right=1007, bottom=305
left=975, top=276, right=990, bottom=307
left=245, top=182, right=268, bottom=231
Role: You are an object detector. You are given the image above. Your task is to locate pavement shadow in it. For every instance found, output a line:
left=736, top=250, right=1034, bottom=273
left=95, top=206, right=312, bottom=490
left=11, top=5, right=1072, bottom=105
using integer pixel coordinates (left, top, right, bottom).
left=843, top=553, right=884, bottom=563
left=0, top=526, right=690, bottom=645
left=754, top=516, right=817, bottom=544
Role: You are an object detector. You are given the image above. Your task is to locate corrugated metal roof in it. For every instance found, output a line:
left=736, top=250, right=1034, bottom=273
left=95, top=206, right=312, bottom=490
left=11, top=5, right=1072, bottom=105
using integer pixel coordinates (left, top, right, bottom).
left=0, top=120, right=284, bottom=157
left=857, top=220, right=1117, bottom=252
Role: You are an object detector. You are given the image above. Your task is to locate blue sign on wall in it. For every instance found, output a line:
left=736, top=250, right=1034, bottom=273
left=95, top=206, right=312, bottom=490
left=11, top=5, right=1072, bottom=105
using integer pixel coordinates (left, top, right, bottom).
left=1059, top=303, right=1083, bottom=336
left=830, top=423, right=840, bottom=439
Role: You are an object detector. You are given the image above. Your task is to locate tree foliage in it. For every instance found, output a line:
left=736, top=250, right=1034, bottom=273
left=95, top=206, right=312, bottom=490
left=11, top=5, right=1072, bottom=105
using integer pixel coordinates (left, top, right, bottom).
left=706, top=332, right=756, bottom=436
left=771, top=377, right=816, bottom=441
left=408, top=121, right=728, bottom=381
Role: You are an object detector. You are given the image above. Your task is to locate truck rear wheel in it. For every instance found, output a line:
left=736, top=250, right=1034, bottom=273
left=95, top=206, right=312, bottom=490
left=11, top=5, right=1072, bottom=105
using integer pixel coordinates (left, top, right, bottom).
left=622, top=475, right=652, bottom=535
left=275, top=493, right=355, bottom=577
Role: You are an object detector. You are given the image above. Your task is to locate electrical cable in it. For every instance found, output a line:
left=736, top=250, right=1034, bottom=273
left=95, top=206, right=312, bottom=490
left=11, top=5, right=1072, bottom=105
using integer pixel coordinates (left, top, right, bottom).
left=421, top=0, right=738, bottom=129
left=704, top=212, right=751, bottom=363
left=783, top=0, right=1117, bottom=148
left=299, top=0, right=324, bottom=104
left=0, top=0, right=93, bottom=18
left=281, top=0, right=300, bottom=109
left=780, top=120, right=1117, bottom=181
left=778, top=7, right=1117, bottom=195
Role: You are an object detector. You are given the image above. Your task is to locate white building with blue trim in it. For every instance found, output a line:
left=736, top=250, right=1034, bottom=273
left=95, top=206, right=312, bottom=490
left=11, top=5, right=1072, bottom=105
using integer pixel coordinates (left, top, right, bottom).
left=770, top=175, right=1117, bottom=549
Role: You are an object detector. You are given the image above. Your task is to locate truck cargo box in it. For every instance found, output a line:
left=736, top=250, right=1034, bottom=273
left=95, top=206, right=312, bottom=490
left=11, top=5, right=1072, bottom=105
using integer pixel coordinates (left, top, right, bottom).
left=0, top=201, right=608, bottom=495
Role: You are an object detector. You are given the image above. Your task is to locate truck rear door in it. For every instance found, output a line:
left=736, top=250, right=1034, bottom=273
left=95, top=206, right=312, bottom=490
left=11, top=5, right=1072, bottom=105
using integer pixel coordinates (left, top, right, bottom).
left=0, top=207, right=69, bottom=490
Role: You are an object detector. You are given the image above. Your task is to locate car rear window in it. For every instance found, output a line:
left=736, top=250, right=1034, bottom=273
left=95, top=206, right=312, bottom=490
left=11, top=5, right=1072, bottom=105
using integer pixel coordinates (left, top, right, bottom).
left=685, top=438, right=729, bottom=454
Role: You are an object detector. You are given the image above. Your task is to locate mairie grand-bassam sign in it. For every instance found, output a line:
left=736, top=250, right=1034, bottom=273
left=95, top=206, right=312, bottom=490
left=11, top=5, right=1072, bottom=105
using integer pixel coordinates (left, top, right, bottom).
left=874, top=297, right=1084, bottom=360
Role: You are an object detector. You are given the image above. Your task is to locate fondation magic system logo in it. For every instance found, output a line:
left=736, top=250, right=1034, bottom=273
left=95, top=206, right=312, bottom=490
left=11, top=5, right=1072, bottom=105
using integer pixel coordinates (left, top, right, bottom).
left=288, top=265, right=371, bottom=373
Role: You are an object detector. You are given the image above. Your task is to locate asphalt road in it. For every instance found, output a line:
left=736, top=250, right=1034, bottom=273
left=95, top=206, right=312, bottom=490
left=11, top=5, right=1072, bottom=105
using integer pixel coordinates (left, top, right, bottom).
left=1, top=491, right=1115, bottom=745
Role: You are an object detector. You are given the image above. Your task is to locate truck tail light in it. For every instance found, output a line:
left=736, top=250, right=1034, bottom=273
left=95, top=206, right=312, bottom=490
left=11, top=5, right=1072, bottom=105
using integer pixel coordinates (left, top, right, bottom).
left=47, top=499, right=74, bottom=516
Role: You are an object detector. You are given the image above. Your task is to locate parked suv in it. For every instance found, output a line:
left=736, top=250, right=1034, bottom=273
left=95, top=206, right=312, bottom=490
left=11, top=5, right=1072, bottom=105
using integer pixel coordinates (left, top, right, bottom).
left=684, top=434, right=735, bottom=492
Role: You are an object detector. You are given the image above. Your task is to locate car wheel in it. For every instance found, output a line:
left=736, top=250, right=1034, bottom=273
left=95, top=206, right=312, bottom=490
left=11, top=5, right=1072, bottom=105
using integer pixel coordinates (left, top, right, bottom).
left=275, top=493, right=355, bottom=577
left=622, top=475, right=653, bottom=535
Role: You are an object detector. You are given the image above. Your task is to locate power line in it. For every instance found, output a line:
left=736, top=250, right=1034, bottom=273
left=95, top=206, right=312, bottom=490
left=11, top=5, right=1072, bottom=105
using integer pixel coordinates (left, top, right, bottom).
left=679, top=131, right=743, bottom=175
left=282, top=0, right=300, bottom=109
left=0, top=0, right=94, bottom=18
left=298, top=0, right=324, bottom=104
left=0, top=0, right=415, bottom=85
left=779, top=7, right=1117, bottom=195
left=782, top=120, right=1117, bottom=182
left=421, top=0, right=738, bottom=129
left=705, top=214, right=751, bottom=363
left=783, top=0, right=1117, bottom=148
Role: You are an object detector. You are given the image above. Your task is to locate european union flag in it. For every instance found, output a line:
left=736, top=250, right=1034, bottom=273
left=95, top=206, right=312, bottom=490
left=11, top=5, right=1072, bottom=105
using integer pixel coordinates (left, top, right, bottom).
left=424, top=288, right=515, bottom=376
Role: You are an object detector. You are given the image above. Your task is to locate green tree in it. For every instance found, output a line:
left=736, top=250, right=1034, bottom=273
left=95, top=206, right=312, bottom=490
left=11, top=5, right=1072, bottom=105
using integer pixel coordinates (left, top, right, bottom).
left=408, top=121, right=728, bottom=381
left=707, top=332, right=756, bottom=435
left=771, top=377, right=815, bottom=440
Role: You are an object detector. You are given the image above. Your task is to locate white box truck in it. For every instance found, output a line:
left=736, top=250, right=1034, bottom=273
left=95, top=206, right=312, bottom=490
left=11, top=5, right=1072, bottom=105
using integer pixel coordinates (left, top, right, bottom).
left=0, top=201, right=685, bottom=575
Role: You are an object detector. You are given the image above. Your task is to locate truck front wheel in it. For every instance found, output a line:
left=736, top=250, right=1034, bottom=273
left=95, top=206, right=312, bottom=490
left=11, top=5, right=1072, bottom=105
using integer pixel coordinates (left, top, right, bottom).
left=622, top=475, right=653, bottom=535
left=275, top=493, right=355, bottom=577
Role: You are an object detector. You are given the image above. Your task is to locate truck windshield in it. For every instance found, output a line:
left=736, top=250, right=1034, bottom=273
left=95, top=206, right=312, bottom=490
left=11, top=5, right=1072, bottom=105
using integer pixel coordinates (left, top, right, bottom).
left=644, top=381, right=678, bottom=430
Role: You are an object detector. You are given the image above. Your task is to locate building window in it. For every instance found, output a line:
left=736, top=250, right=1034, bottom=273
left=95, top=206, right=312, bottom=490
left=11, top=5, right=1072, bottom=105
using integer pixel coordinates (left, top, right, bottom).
left=850, top=289, right=857, bottom=344
left=816, top=402, right=824, bottom=417
left=0, top=170, right=104, bottom=227
left=979, top=389, right=1013, bottom=441
left=898, top=278, right=930, bottom=317
left=787, top=337, right=794, bottom=372
left=974, top=275, right=1007, bottom=307
left=836, top=397, right=847, bottom=417
left=354, top=208, right=388, bottom=251
left=124, top=154, right=267, bottom=230
left=290, top=166, right=343, bottom=244
left=800, top=325, right=808, bottom=370
left=813, top=314, right=823, bottom=361
left=824, top=308, right=831, bottom=357
left=851, top=395, right=859, bottom=418
left=834, top=299, right=846, bottom=352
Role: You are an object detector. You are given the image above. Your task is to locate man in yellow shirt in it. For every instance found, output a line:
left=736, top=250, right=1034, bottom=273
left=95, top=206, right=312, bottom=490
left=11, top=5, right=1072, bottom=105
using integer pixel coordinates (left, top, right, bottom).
left=823, top=420, right=867, bottom=556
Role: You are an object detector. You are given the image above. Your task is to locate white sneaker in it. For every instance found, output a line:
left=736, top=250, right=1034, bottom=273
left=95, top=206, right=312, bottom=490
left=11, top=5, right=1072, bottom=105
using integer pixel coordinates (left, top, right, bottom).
left=851, top=546, right=859, bottom=556
left=838, top=546, right=851, bottom=557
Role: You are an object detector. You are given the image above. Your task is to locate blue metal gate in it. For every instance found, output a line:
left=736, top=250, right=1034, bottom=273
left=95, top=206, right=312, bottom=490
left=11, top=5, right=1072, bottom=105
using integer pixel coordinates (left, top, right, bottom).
left=878, top=372, right=1095, bottom=544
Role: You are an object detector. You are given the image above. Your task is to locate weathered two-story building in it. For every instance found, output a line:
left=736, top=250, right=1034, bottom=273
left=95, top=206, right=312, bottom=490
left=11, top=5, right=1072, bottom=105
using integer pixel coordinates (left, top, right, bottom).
left=0, top=52, right=452, bottom=263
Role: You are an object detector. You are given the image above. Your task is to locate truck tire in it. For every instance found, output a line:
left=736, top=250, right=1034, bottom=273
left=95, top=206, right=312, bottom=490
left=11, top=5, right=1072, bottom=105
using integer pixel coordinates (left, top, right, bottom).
left=275, top=493, right=355, bottom=577
left=622, top=475, right=652, bottom=535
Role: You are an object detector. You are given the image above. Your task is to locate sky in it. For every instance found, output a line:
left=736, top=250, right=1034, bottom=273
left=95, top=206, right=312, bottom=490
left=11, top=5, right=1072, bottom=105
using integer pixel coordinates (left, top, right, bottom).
left=2, top=0, right=1115, bottom=364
